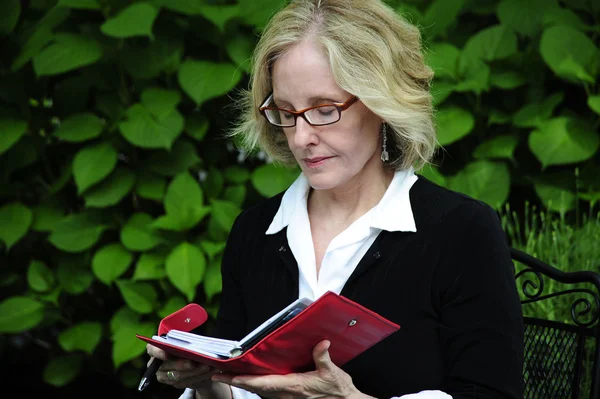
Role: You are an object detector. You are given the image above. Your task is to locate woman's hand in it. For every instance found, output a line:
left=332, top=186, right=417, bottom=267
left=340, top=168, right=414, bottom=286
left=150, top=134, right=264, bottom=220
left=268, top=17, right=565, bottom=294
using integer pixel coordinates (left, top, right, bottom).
left=211, top=340, right=372, bottom=399
left=146, top=343, right=227, bottom=394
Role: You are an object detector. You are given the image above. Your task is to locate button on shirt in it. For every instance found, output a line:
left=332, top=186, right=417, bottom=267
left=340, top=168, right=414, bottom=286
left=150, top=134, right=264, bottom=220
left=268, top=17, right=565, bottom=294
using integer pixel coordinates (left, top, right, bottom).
left=178, top=168, right=451, bottom=399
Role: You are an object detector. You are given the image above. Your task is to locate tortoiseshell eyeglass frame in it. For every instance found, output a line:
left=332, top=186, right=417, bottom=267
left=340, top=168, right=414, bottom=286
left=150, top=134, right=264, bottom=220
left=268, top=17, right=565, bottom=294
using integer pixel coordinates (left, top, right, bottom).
left=258, top=93, right=360, bottom=127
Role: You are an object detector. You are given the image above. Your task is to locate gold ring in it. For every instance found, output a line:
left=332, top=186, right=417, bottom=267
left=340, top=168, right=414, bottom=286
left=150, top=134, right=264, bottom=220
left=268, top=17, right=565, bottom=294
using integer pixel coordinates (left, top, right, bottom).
left=167, top=370, right=176, bottom=381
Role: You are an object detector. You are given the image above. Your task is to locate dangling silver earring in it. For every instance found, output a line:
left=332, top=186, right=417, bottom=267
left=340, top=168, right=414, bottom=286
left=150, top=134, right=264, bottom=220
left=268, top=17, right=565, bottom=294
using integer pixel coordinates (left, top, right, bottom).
left=381, top=123, right=389, bottom=162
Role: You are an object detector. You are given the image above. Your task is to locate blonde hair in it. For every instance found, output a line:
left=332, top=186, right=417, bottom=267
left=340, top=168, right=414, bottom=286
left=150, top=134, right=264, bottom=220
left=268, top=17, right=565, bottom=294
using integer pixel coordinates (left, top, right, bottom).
left=227, top=0, right=437, bottom=171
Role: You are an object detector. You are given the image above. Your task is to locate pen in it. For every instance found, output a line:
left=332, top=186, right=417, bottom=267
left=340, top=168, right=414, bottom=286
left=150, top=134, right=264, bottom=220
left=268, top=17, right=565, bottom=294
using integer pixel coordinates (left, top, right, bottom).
left=138, top=357, right=163, bottom=392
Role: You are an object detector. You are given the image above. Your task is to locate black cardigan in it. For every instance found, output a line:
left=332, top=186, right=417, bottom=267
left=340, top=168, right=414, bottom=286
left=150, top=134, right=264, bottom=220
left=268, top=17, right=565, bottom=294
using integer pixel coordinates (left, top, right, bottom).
left=214, top=176, right=525, bottom=399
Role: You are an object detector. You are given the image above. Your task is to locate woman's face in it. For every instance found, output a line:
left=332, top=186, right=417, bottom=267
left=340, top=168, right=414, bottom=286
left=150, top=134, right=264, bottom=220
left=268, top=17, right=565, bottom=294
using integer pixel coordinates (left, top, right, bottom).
left=271, top=39, right=384, bottom=192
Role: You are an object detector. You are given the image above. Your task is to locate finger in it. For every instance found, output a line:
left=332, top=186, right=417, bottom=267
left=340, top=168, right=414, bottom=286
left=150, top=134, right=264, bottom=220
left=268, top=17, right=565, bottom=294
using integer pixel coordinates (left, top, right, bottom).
left=146, top=355, right=162, bottom=369
left=146, top=344, right=168, bottom=360
left=161, top=366, right=215, bottom=382
left=171, top=358, right=201, bottom=372
left=312, top=340, right=333, bottom=370
left=215, top=373, right=296, bottom=391
left=211, top=372, right=237, bottom=384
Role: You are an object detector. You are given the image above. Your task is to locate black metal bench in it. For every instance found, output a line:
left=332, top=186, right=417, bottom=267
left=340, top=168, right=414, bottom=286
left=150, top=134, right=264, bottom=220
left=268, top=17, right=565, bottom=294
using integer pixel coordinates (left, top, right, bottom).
left=511, top=247, right=600, bottom=399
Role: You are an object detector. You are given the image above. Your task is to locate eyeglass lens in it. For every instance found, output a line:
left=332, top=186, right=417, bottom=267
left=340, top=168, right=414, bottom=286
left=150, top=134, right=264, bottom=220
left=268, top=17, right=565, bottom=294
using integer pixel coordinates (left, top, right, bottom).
left=264, top=105, right=340, bottom=127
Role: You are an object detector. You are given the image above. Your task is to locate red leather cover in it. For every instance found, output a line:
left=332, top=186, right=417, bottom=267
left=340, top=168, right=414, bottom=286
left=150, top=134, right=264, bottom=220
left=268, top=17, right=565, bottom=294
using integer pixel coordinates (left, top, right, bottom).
left=137, top=291, right=399, bottom=375
left=157, top=303, right=208, bottom=336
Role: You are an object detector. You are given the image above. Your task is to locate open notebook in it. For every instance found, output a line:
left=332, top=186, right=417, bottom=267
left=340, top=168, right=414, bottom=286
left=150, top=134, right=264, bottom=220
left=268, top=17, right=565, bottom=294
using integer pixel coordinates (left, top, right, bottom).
left=137, top=291, right=400, bottom=375
left=151, top=297, right=313, bottom=358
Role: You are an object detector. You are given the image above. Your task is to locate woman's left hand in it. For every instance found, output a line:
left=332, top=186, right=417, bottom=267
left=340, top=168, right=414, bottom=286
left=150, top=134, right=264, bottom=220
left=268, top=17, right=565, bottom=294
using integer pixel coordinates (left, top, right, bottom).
left=211, top=340, right=371, bottom=399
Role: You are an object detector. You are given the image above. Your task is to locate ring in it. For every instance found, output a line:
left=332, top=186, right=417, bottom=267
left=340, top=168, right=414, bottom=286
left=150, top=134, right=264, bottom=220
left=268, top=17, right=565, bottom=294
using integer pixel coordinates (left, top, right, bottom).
left=167, top=371, right=176, bottom=381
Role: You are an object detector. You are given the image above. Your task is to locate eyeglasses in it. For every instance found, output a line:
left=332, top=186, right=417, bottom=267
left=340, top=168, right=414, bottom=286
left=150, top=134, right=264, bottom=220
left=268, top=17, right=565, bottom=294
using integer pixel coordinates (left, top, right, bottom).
left=258, top=93, right=360, bottom=127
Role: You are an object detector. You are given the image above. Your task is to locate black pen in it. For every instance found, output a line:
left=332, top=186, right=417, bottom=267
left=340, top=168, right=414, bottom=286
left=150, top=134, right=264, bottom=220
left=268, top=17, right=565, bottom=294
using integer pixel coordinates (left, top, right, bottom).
left=138, top=357, right=163, bottom=392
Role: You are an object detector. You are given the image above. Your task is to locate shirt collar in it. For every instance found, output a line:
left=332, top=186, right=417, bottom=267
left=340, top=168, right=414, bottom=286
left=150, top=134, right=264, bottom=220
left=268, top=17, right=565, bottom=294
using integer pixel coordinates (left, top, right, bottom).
left=265, top=168, right=418, bottom=235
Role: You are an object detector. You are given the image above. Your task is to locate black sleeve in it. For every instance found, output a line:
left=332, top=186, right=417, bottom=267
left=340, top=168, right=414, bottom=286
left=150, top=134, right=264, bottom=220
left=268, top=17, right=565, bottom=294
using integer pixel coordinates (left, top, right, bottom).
left=438, top=204, right=524, bottom=399
left=214, top=214, right=247, bottom=341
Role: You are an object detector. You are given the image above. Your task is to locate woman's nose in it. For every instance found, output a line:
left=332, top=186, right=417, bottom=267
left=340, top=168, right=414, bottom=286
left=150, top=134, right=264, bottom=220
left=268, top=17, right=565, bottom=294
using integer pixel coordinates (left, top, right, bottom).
left=292, top=116, right=318, bottom=148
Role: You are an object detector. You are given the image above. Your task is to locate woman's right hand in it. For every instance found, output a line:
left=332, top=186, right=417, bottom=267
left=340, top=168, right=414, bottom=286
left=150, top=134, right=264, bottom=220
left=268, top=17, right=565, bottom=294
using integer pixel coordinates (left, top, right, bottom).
left=146, top=343, right=227, bottom=393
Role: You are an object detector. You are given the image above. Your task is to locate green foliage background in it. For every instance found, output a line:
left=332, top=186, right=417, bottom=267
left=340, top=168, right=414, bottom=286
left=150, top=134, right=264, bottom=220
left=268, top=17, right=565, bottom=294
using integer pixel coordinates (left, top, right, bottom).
left=0, top=0, right=598, bottom=393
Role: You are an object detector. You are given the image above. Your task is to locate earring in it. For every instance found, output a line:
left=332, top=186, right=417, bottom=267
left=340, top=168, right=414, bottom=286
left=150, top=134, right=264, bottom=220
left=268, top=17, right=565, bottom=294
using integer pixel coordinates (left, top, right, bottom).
left=381, top=123, right=389, bottom=162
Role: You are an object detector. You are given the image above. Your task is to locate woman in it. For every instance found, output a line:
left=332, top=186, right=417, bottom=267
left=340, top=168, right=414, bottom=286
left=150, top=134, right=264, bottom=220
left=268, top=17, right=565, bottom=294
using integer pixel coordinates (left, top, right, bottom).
left=145, top=1, right=524, bottom=398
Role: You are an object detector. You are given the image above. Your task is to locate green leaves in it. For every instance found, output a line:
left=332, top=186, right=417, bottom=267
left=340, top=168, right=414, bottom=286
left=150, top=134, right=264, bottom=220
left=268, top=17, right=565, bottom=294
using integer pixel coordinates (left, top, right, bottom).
left=226, top=34, right=255, bottom=73
left=535, top=181, right=576, bottom=215
left=147, top=139, right=200, bottom=176
left=422, top=0, right=466, bottom=39
left=426, top=43, right=460, bottom=80
left=101, top=3, right=159, bottom=38
left=73, top=141, right=118, bottom=194
left=251, top=164, right=299, bottom=198
left=111, top=321, right=153, bottom=368
left=489, top=70, right=526, bottom=90
left=473, top=135, right=519, bottom=160
left=116, top=280, right=157, bottom=314
left=150, top=0, right=205, bottom=15
left=120, top=213, right=162, bottom=251
left=28, top=260, right=56, bottom=292
left=166, top=242, right=206, bottom=301
left=58, top=322, right=102, bottom=354
left=540, top=25, right=598, bottom=83
left=453, top=24, right=518, bottom=94
left=529, top=117, right=599, bottom=169
left=588, top=96, right=600, bottom=115
left=435, top=107, right=475, bottom=146
left=141, top=88, right=182, bottom=119
left=135, top=171, right=166, bottom=201
left=178, top=61, right=242, bottom=106
left=57, top=0, right=101, bottom=9
left=237, top=0, right=286, bottom=29
left=0, top=117, right=27, bottom=154
left=153, top=172, right=210, bottom=231
left=211, top=200, right=241, bottom=232
left=57, top=259, right=94, bottom=294
left=0, top=202, right=32, bottom=250
left=119, top=98, right=184, bottom=150
left=497, top=0, right=555, bottom=37
left=204, top=258, right=223, bottom=302
left=133, top=252, right=166, bottom=280
left=122, top=38, right=184, bottom=79
left=462, top=25, right=518, bottom=63
left=32, top=33, right=103, bottom=76
left=83, top=168, right=136, bottom=207
left=32, top=202, right=65, bottom=232
left=513, top=93, right=564, bottom=128
left=53, top=113, right=104, bottom=142
left=49, top=213, right=108, bottom=252
left=0, top=296, right=45, bottom=333
left=92, top=244, right=133, bottom=284
left=449, top=161, right=511, bottom=209
left=0, top=0, right=20, bottom=35
left=43, top=354, right=83, bottom=387
left=199, top=5, right=240, bottom=32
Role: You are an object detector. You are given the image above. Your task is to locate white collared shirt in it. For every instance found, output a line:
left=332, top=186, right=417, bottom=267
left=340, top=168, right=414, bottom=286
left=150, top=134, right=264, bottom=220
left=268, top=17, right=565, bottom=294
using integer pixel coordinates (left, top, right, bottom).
left=265, top=167, right=418, bottom=301
left=179, top=168, right=451, bottom=399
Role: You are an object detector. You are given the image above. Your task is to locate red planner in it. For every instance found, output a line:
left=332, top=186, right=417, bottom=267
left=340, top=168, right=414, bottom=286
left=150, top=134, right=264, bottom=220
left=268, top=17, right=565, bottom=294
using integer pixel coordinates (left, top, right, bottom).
left=136, top=291, right=400, bottom=375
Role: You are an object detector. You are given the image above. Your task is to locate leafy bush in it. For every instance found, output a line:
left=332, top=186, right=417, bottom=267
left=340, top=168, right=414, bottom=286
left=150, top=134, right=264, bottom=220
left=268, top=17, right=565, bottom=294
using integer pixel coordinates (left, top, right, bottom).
left=0, top=0, right=598, bottom=393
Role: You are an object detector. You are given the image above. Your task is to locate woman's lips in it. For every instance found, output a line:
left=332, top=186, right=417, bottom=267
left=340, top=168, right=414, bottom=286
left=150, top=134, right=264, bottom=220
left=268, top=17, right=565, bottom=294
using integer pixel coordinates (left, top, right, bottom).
left=304, top=156, right=332, bottom=168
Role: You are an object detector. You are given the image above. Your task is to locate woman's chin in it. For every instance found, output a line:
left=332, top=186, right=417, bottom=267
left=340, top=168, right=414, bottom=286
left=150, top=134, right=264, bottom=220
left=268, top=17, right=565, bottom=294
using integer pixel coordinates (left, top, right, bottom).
left=305, top=174, right=343, bottom=191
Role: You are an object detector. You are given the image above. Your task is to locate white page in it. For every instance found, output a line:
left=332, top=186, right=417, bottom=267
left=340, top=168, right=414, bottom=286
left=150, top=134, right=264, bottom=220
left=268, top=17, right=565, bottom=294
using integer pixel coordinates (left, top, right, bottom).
left=153, top=297, right=314, bottom=359
left=152, top=335, right=229, bottom=358
left=238, top=297, right=313, bottom=347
